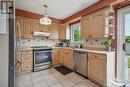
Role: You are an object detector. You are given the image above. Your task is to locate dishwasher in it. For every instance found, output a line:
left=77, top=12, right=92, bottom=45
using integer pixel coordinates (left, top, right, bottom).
left=74, top=50, right=88, bottom=77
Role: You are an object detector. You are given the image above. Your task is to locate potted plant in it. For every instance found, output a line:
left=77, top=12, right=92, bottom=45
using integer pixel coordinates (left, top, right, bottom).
left=103, top=39, right=112, bottom=51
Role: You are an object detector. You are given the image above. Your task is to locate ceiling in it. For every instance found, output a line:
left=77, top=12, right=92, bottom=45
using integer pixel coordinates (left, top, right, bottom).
left=16, top=0, right=100, bottom=19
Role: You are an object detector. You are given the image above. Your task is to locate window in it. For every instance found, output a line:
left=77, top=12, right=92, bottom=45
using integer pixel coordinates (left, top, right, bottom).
left=70, top=23, right=81, bottom=42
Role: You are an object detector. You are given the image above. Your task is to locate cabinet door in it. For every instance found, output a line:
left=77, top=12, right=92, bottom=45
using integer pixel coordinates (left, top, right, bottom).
left=88, top=53, right=107, bottom=86
left=61, top=49, right=66, bottom=65
left=91, top=12, right=105, bottom=38
left=48, top=23, right=59, bottom=39
left=52, top=48, right=61, bottom=65
left=59, top=24, right=66, bottom=39
left=33, top=21, right=40, bottom=32
left=40, top=24, right=48, bottom=32
left=94, top=58, right=106, bottom=86
left=24, top=20, right=33, bottom=38
left=17, top=17, right=25, bottom=38
left=66, top=50, right=73, bottom=69
left=81, top=16, right=92, bottom=38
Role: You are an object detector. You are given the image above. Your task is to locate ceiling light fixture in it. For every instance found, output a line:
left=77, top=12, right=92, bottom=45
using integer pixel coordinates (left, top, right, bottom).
left=40, top=4, right=52, bottom=25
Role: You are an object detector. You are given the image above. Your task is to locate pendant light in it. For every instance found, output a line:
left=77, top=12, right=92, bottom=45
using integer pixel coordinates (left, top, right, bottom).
left=40, top=4, right=52, bottom=25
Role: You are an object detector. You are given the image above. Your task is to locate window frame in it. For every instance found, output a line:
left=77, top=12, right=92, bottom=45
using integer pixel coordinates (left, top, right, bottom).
left=70, top=22, right=81, bottom=43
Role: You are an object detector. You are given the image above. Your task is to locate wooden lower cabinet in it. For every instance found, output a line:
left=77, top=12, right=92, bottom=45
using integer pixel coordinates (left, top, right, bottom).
left=52, top=48, right=61, bottom=65
left=16, top=50, right=33, bottom=74
left=88, top=53, right=107, bottom=87
left=61, top=49, right=74, bottom=69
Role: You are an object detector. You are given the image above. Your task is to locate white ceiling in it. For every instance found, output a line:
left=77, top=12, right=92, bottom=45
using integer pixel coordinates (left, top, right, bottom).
left=16, top=0, right=100, bottom=19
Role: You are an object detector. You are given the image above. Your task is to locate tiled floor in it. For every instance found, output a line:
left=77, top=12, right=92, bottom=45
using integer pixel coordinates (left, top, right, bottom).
left=17, top=68, right=100, bottom=87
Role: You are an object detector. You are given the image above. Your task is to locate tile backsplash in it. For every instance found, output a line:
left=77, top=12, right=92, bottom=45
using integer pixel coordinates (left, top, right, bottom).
left=83, top=38, right=107, bottom=50
left=19, top=37, right=61, bottom=47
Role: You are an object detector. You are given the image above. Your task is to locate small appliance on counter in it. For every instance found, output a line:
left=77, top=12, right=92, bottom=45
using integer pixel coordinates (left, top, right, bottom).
left=57, top=42, right=68, bottom=47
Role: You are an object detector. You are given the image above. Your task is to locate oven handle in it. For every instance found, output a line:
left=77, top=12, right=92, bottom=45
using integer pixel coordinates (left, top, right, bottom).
left=34, top=50, right=52, bottom=53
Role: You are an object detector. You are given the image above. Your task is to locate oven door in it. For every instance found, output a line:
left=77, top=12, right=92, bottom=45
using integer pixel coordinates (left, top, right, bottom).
left=34, top=50, right=52, bottom=67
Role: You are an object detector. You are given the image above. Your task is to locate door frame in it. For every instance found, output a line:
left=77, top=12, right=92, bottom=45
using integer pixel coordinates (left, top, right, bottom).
left=117, top=6, right=130, bottom=83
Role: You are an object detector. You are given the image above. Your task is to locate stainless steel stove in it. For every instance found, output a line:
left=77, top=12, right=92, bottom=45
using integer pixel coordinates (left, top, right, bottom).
left=32, top=46, right=52, bottom=71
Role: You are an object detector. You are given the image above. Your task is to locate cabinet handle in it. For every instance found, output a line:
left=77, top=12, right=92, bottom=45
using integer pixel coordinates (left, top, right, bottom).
left=95, top=55, right=97, bottom=57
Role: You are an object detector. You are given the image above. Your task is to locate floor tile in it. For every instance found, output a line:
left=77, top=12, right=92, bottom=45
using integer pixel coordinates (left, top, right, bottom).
left=17, top=68, right=100, bottom=87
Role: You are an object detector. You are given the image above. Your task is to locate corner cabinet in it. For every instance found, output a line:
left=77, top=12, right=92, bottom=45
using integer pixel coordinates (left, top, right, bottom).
left=80, top=8, right=106, bottom=38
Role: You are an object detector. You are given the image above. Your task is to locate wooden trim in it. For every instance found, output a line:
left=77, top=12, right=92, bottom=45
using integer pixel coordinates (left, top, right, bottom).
left=15, top=8, right=63, bottom=23
left=112, top=0, right=130, bottom=78
left=113, top=1, right=130, bottom=10
left=63, top=0, right=116, bottom=23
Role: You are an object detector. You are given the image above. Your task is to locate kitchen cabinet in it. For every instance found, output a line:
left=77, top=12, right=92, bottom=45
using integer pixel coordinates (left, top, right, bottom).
left=88, top=53, right=107, bottom=86
left=40, top=24, right=48, bottom=32
left=24, top=19, right=33, bottom=38
left=16, top=50, right=33, bottom=74
left=81, top=16, right=92, bottom=38
left=17, top=16, right=33, bottom=39
left=59, top=24, right=66, bottom=39
left=52, top=48, right=61, bottom=65
left=91, top=11, right=105, bottom=38
left=33, top=21, right=40, bottom=32
left=61, top=49, right=74, bottom=69
left=48, top=23, right=59, bottom=39
left=33, top=21, right=48, bottom=32
left=80, top=9, right=106, bottom=38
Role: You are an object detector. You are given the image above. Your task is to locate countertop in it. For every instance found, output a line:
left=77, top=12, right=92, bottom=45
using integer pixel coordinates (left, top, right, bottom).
left=52, top=47, right=115, bottom=54
left=19, top=46, right=115, bottom=54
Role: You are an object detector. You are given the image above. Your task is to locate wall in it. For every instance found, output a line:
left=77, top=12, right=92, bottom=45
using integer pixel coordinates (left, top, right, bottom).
left=0, top=34, right=9, bottom=87
left=20, top=37, right=61, bottom=47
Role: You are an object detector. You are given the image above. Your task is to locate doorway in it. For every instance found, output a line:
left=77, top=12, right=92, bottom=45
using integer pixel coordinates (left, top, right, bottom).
left=117, top=6, right=130, bottom=83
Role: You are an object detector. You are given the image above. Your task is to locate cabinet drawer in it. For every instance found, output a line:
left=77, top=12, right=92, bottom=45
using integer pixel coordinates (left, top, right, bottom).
left=22, top=62, right=32, bottom=71
left=22, top=55, right=32, bottom=62
left=88, top=53, right=106, bottom=61
left=21, top=50, right=32, bottom=55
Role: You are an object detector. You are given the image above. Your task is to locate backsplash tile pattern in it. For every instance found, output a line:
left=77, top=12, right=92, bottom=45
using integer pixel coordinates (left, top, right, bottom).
left=20, top=37, right=61, bottom=47
left=83, top=38, right=107, bottom=50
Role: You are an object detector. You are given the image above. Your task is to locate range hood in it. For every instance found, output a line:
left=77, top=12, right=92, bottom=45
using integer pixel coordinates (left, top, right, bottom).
left=33, top=32, right=50, bottom=37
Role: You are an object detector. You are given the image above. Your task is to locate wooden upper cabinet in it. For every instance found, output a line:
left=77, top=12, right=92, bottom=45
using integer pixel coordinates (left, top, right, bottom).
left=17, top=16, right=33, bottom=39
left=33, top=21, right=40, bottom=32
left=17, top=16, right=25, bottom=38
left=33, top=21, right=48, bottom=32
left=40, top=24, right=48, bottom=32
left=81, top=16, right=92, bottom=38
left=48, top=23, right=59, bottom=39
left=80, top=9, right=106, bottom=38
left=91, top=11, right=105, bottom=38
left=59, top=24, right=66, bottom=39
left=24, top=19, right=33, bottom=38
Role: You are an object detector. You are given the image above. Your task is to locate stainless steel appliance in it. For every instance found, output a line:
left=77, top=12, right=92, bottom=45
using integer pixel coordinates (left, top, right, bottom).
left=32, top=46, right=52, bottom=71
left=74, top=49, right=88, bottom=77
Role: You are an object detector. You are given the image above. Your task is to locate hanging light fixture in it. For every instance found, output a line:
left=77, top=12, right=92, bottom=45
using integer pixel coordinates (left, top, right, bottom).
left=40, top=4, right=52, bottom=25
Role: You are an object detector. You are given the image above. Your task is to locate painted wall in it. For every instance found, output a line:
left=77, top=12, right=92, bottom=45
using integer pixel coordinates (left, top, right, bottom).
left=0, top=34, right=9, bottom=87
